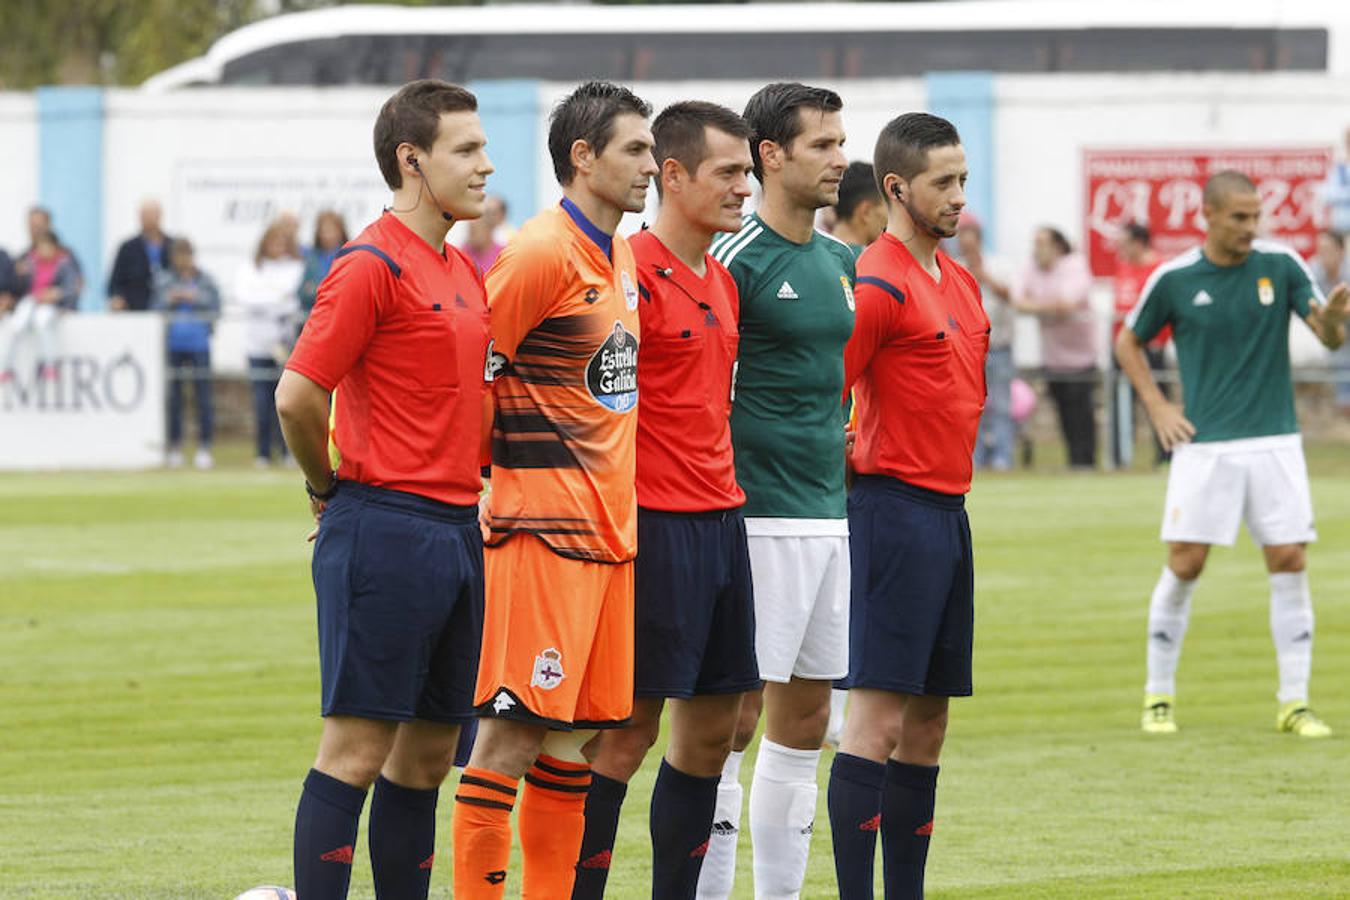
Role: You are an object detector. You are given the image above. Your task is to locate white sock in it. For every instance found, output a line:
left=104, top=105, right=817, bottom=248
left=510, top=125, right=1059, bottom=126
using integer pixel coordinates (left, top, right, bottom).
left=1145, top=566, right=1197, bottom=697
left=695, top=749, right=743, bottom=900
left=826, top=689, right=847, bottom=741
left=748, top=739, right=820, bottom=900
left=1269, top=571, right=1314, bottom=704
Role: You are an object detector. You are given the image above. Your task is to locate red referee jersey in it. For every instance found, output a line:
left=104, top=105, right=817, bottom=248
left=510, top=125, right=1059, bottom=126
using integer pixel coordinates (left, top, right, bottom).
left=843, top=232, right=990, bottom=496
left=286, top=213, right=491, bottom=506
left=630, top=229, right=745, bottom=512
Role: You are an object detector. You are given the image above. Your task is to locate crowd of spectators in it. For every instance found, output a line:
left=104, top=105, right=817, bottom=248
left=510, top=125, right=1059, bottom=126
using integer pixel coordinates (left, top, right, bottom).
left=0, top=197, right=513, bottom=469
left=4, top=172, right=1345, bottom=471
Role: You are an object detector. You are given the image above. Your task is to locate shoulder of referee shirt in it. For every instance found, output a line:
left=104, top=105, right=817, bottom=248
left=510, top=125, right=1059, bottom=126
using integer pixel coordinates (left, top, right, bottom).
left=854, top=274, right=907, bottom=306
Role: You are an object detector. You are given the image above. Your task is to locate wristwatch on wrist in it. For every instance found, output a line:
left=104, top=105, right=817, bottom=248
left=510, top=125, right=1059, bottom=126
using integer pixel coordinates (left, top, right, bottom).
left=305, top=472, right=339, bottom=502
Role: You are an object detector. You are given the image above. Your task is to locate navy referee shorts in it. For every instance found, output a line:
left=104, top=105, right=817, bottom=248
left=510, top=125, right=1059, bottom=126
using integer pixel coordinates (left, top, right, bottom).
left=312, top=480, right=484, bottom=724
left=634, top=506, right=760, bottom=699
left=838, top=474, right=974, bottom=697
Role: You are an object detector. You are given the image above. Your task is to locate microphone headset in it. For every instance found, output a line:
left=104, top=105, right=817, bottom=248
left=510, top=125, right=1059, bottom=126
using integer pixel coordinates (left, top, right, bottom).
left=409, top=156, right=454, bottom=223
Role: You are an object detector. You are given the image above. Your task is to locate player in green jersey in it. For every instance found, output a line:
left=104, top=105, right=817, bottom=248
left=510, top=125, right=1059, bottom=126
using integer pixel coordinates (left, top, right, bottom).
left=829, top=160, right=887, bottom=258
left=1116, top=170, right=1349, bottom=739
left=700, top=82, right=854, bottom=900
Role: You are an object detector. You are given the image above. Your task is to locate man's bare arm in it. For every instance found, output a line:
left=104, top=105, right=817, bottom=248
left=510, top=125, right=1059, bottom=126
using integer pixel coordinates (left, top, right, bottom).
left=1114, top=327, right=1195, bottom=451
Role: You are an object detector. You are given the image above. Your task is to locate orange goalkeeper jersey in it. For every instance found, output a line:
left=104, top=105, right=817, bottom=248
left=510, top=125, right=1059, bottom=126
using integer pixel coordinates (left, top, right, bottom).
left=483, top=203, right=641, bottom=563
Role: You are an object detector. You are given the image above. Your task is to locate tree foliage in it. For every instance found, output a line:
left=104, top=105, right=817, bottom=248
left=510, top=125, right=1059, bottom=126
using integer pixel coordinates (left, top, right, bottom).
left=0, top=0, right=257, bottom=89
left=0, top=0, right=455, bottom=89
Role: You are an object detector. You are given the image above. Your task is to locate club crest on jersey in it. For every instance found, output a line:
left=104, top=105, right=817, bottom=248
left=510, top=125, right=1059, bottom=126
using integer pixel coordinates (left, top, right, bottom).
left=1257, top=277, right=1275, bottom=306
left=531, top=648, right=565, bottom=690
left=586, top=321, right=638, bottom=412
left=621, top=270, right=639, bottom=310
left=840, top=276, right=855, bottom=311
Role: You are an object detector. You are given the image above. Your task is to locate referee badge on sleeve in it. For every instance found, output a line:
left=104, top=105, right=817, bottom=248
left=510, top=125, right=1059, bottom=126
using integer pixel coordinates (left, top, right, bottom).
left=841, top=276, right=856, bottom=311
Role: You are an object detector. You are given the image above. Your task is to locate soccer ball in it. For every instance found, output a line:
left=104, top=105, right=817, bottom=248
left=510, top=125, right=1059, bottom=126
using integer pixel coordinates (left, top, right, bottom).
left=234, top=888, right=296, bottom=900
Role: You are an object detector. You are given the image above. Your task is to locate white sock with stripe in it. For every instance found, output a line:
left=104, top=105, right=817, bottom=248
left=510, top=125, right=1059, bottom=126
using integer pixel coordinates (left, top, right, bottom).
left=1269, top=570, right=1314, bottom=704
left=695, top=750, right=743, bottom=900
left=1145, top=566, right=1197, bottom=697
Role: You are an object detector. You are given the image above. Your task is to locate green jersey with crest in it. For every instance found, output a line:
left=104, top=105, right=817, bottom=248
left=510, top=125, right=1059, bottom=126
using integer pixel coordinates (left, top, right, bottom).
left=710, top=214, right=856, bottom=519
left=1125, top=240, right=1320, bottom=442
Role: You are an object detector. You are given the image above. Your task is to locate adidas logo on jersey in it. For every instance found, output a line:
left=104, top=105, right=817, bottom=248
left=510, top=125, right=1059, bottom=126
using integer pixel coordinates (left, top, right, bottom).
left=1192, top=290, right=1213, bottom=306
left=776, top=281, right=799, bottom=300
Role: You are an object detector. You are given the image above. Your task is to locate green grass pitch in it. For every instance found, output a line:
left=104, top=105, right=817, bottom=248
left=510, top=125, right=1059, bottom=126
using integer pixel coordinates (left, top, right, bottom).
left=2, top=449, right=1348, bottom=898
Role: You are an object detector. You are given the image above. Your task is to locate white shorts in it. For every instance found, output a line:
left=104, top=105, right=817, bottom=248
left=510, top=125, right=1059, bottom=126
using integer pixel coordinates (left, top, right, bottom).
left=745, top=522, right=850, bottom=683
left=1161, top=434, right=1316, bottom=547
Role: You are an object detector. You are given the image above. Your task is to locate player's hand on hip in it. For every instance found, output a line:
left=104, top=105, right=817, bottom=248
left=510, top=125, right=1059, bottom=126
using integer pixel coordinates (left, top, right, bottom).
left=478, top=485, right=492, bottom=540
left=307, top=497, right=326, bottom=542
left=1146, top=402, right=1195, bottom=451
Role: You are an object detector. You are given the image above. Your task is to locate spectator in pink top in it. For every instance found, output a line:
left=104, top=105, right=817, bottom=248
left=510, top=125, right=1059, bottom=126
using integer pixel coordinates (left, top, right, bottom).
left=463, top=193, right=507, bottom=275
left=1014, top=226, right=1097, bottom=468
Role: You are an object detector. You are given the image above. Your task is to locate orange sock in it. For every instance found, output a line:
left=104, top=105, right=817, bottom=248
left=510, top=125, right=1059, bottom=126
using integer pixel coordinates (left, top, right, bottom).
left=519, top=755, right=592, bottom=899
left=452, top=766, right=519, bottom=899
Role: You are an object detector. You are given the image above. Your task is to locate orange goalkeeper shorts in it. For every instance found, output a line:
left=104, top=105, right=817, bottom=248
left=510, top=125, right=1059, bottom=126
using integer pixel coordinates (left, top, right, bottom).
left=473, top=533, right=634, bottom=729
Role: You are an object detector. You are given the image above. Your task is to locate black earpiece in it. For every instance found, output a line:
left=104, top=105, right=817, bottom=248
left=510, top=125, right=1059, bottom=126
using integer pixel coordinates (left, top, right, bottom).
left=406, top=153, right=451, bottom=222
left=892, top=183, right=904, bottom=203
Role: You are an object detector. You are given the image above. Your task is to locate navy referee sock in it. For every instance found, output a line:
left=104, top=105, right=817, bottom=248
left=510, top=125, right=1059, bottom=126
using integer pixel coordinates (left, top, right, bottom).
left=571, top=772, right=628, bottom=899
left=827, top=752, right=885, bottom=900
left=369, top=775, right=439, bottom=900
left=880, top=760, right=939, bottom=900
left=294, top=768, right=367, bottom=900
left=649, top=759, right=720, bottom=900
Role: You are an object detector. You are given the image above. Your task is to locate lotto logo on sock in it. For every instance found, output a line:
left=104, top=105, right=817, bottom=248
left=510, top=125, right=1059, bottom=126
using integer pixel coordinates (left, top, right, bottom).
left=580, top=850, right=612, bottom=870
left=915, top=820, right=934, bottom=836
left=320, top=845, right=354, bottom=864
left=485, top=870, right=507, bottom=885
left=859, top=814, right=880, bottom=832
left=418, top=854, right=435, bottom=870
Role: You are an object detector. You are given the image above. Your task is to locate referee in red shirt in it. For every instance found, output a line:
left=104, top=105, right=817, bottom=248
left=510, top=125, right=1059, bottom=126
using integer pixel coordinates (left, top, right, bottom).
left=275, top=80, right=495, bottom=900
left=827, top=113, right=989, bottom=900
left=568, top=101, right=758, bottom=900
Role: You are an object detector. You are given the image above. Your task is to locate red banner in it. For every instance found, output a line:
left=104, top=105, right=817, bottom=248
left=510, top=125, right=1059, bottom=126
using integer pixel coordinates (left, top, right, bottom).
left=1084, top=147, right=1331, bottom=277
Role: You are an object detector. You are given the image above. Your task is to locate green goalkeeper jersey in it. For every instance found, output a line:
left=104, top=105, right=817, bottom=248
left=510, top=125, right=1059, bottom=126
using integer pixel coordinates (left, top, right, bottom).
left=710, top=214, right=856, bottom=519
left=1126, top=240, right=1319, bottom=442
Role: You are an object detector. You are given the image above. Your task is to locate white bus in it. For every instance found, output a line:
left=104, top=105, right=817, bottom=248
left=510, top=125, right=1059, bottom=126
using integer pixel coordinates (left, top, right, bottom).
left=142, top=0, right=1349, bottom=91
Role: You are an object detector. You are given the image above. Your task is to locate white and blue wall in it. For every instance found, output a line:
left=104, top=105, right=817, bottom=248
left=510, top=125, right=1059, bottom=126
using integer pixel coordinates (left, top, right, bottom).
left=3, top=71, right=1348, bottom=366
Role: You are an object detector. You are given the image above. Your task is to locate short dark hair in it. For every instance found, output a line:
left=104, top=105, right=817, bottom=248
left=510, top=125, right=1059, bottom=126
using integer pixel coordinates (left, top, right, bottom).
left=651, top=101, right=752, bottom=195
left=1039, top=226, right=1072, bottom=256
left=373, top=79, right=478, bottom=190
left=741, top=82, right=843, bottom=182
left=873, top=112, right=961, bottom=196
left=549, top=81, right=652, bottom=186
left=1122, top=222, right=1151, bottom=247
left=1203, top=170, right=1257, bottom=210
left=835, top=161, right=879, bottom=220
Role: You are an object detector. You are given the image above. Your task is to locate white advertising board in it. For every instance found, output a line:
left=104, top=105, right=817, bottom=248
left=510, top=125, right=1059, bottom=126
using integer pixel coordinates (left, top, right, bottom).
left=0, top=313, right=166, bottom=470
